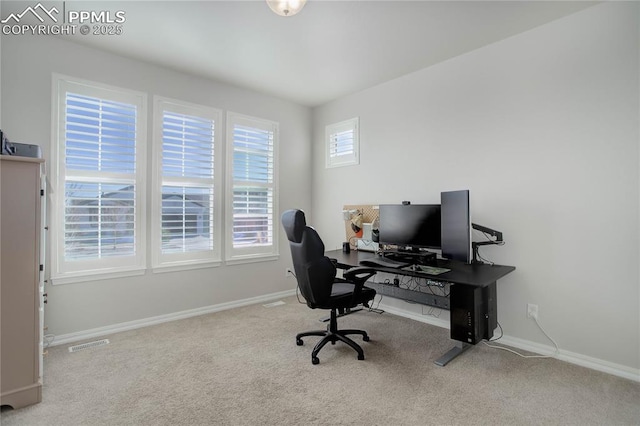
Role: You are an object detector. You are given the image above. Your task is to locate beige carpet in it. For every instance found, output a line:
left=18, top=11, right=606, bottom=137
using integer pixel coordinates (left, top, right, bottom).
left=2, top=296, right=639, bottom=425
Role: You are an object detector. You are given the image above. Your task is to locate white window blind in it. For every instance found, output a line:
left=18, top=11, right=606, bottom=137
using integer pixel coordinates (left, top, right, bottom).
left=64, top=94, right=137, bottom=260
left=326, top=117, right=359, bottom=168
left=329, top=129, right=354, bottom=158
left=226, top=113, right=278, bottom=262
left=52, top=76, right=147, bottom=283
left=161, top=112, right=214, bottom=253
left=232, top=125, right=273, bottom=247
left=152, top=98, right=221, bottom=269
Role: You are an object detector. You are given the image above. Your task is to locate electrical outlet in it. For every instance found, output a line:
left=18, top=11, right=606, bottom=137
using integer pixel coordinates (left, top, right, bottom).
left=527, top=303, right=538, bottom=320
left=285, top=268, right=293, bottom=278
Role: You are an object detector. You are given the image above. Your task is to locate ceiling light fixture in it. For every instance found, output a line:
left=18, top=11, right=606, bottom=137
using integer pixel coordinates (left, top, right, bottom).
left=267, top=0, right=307, bottom=17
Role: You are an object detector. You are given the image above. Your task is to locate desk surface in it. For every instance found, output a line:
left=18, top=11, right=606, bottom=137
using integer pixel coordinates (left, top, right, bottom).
left=326, top=249, right=515, bottom=288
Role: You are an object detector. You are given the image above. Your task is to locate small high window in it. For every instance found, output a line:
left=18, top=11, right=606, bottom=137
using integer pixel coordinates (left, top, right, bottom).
left=326, top=117, right=359, bottom=168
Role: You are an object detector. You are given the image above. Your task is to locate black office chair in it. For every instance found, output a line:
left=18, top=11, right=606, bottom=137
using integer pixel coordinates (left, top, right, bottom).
left=281, top=209, right=377, bottom=364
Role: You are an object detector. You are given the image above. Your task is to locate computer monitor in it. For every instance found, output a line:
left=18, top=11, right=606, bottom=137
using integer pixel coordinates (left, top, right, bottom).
left=378, top=204, right=441, bottom=252
left=441, top=190, right=471, bottom=263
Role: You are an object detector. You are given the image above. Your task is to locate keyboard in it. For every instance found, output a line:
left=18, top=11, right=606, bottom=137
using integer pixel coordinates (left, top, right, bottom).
left=359, top=257, right=411, bottom=269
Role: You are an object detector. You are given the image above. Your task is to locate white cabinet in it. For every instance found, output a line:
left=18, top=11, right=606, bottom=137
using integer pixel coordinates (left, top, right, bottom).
left=0, top=155, right=45, bottom=409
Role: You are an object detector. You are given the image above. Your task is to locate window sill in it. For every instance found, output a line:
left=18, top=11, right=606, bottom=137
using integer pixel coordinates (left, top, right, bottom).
left=51, top=267, right=146, bottom=285
left=225, top=254, right=279, bottom=266
left=326, top=159, right=359, bottom=168
left=152, top=260, right=222, bottom=274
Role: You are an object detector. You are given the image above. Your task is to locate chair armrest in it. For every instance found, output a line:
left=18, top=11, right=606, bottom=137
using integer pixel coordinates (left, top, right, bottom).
left=343, top=267, right=377, bottom=306
left=343, top=266, right=377, bottom=284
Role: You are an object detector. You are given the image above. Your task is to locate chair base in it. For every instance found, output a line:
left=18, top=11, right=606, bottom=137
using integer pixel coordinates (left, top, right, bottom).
left=320, top=306, right=363, bottom=322
left=296, top=308, right=370, bottom=364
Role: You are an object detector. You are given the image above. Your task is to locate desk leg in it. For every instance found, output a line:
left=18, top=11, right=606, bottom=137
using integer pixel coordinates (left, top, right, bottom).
left=434, top=341, right=472, bottom=367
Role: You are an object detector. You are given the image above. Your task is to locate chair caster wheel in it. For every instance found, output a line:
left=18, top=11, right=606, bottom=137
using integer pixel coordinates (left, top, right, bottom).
left=357, top=354, right=365, bottom=361
left=363, top=335, right=370, bottom=342
left=296, top=339, right=303, bottom=346
left=312, top=357, right=320, bottom=365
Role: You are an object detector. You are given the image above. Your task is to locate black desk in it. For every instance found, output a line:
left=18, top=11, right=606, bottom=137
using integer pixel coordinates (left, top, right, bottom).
left=326, top=249, right=516, bottom=366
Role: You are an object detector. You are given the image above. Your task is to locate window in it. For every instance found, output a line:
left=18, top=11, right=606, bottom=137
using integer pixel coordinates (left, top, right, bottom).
left=52, top=76, right=147, bottom=283
left=152, top=98, right=222, bottom=270
left=226, top=112, right=278, bottom=262
left=326, top=117, right=359, bottom=168
left=52, top=78, right=282, bottom=279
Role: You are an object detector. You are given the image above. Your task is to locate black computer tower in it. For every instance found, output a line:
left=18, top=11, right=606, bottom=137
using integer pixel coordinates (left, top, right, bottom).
left=482, top=282, right=497, bottom=340
left=450, top=282, right=497, bottom=344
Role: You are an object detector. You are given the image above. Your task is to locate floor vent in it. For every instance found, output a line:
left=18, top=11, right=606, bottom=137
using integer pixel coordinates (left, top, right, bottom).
left=263, top=300, right=286, bottom=308
left=68, top=339, right=110, bottom=353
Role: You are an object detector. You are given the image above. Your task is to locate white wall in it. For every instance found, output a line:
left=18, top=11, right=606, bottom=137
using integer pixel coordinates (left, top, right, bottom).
left=312, top=2, right=639, bottom=371
left=1, top=36, right=312, bottom=335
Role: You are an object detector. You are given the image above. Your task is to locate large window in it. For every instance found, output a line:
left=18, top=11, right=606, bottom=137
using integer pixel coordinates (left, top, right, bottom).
left=52, top=76, right=147, bottom=283
left=152, top=98, right=222, bottom=270
left=226, top=112, right=278, bottom=262
left=52, top=77, right=281, bottom=281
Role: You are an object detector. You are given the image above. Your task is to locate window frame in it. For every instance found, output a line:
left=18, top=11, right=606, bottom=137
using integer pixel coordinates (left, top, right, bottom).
left=51, top=74, right=147, bottom=284
left=151, top=97, right=223, bottom=272
left=225, top=112, right=279, bottom=264
left=326, top=117, right=359, bottom=168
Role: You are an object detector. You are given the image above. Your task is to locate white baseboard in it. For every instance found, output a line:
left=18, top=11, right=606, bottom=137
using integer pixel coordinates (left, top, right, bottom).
left=378, top=301, right=640, bottom=383
left=497, top=335, right=640, bottom=383
left=50, top=289, right=296, bottom=347
left=50, top=291, right=639, bottom=383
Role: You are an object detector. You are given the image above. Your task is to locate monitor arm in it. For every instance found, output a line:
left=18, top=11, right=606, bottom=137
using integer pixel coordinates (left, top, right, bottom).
left=471, top=223, right=503, bottom=264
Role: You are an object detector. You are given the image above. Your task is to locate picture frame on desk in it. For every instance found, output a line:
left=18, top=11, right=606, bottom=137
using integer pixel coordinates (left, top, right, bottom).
left=356, top=238, right=378, bottom=252
left=356, top=221, right=379, bottom=252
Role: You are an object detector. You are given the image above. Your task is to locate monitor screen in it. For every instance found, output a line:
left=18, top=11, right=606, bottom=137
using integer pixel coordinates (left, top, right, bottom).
left=441, top=190, right=471, bottom=263
left=378, top=204, right=441, bottom=250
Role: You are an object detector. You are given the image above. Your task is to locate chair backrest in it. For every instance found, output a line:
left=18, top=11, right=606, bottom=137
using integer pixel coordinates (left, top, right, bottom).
left=281, top=209, right=336, bottom=308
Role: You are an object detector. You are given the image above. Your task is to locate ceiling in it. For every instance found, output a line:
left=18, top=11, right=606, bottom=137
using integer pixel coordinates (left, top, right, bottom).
left=5, top=1, right=597, bottom=106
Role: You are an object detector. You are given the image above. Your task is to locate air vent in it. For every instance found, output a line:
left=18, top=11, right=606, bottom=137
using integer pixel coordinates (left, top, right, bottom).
left=68, top=339, right=110, bottom=353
